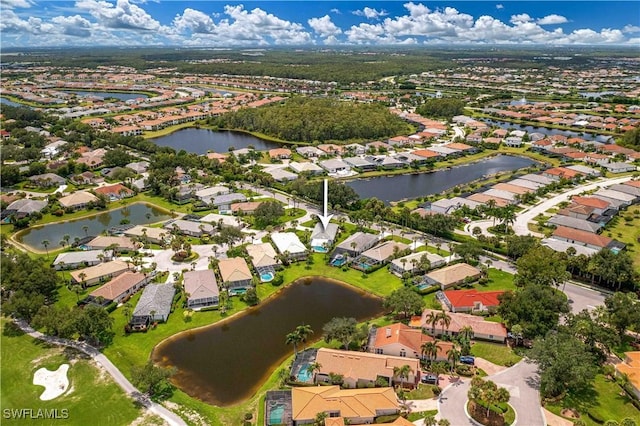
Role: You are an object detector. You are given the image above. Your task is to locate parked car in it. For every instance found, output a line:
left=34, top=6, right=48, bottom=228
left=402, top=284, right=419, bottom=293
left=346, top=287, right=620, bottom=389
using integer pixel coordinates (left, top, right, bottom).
left=459, top=356, right=475, bottom=365
left=421, top=373, right=439, bottom=385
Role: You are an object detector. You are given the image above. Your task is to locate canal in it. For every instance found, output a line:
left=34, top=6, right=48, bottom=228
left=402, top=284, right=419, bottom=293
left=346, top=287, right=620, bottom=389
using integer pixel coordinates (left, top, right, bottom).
left=15, top=203, right=171, bottom=251
left=482, top=119, right=611, bottom=142
left=61, top=91, right=150, bottom=101
left=151, top=128, right=281, bottom=154
left=346, top=155, right=536, bottom=203
left=152, top=277, right=384, bottom=406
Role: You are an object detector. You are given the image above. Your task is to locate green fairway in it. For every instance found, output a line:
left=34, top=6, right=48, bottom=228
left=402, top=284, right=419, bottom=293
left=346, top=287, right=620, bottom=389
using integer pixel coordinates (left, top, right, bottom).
left=0, top=319, right=142, bottom=426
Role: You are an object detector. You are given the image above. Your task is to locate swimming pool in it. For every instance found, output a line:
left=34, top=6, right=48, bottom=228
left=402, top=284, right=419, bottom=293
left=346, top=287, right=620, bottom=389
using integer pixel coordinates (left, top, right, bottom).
left=330, top=255, right=346, bottom=267
left=357, top=261, right=372, bottom=270
left=297, top=363, right=312, bottom=382
left=312, top=245, right=328, bottom=253
left=229, top=288, right=247, bottom=296
left=260, top=272, right=275, bottom=282
left=416, top=283, right=434, bottom=291
left=268, top=404, right=285, bottom=425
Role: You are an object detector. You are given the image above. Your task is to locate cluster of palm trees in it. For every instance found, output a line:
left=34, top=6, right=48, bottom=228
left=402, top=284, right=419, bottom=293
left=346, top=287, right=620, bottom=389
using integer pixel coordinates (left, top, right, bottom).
left=483, top=199, right=517, bottom=234
left=285, top=324, right=314, bottom=356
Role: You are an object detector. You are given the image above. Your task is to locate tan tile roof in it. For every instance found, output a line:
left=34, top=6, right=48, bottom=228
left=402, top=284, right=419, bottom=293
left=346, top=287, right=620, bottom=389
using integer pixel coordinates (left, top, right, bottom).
left=58, top=191, right=98, bottom=207
left=316, top=348, right=420, bottom=383
left=466, top=193, right=510, bottom=207
left=412, top=309, right=508, bottom=338
left=492, top=183, right=532, bottom=195
left=88, top=236, right=137, bottom=250
left=426, top=263, right=482, bottom=287
left=616, top=351, right=640, bottom=393
left=372, top=323, right=453, bottom=359
left=218, top=257, right=252, bottom=283
left=183, top=269, right=218, bottom=300
left=292, top=386, right=399, bottom=422
left=70, top=260, right=130, bottom=283
left=361, top=241, right=409, bottom=262
left=90, top=271, right=146, bottom=301
left=246, top=243, right=278, bottom=268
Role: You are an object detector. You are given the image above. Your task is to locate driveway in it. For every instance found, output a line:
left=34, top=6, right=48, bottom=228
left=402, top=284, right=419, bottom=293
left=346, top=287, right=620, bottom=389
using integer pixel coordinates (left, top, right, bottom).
left=512, top=176, right=632, bottom=236
left=439, top=360, right=545, bottom=426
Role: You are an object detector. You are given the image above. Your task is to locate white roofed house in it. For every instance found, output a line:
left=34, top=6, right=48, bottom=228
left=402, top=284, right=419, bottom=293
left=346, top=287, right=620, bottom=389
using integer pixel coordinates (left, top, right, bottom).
left=246, top=242, right=279, bottom=270
left=310, top=222, right=339, bottom=252
left=332, top=232, right=379, bottom=258
left=211, top=193, right=247, bottom=211
left=343, top=157, right=378, bottom=172
left=288, top=161, right=324, bottom=175
left=593, top=188, right=636, bottom=208
left=319, top=159, right=351, bottom=175
left=271, top=232, right=307, bottom=261
left=164, top=219, right=215, bottom=237
left=58, top=191, right=98, bottom=210
left=389, top=252, right=446, bottom=276
left=295, top=146, right=324, bottom=158
left=183, top=269, right=219, bottom=310
left=218, top=257, right=253, bottom=294
left=52, top=250, right=107, bottom=270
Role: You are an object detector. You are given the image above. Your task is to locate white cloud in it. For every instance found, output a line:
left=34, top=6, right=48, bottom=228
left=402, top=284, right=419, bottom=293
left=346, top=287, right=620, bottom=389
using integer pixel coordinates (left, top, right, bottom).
left=623, top=24, right=640, bottom=33
left=1, top=0, right=32, bottom=9
left=308, top=15, right=341, bottom=37
left=330, top=8, right=341, bottom=15
left=51, top=15, right=92, bottom=37
left=173, top=8, right=215, bottom=34
left=537, top=14, right=568, bottom=25
left=510, top=14, right=532, bottom=25
left=75, top=0, right=161, bottom=31
left=496, top=4, right=504, bottom=10
left=353, top=7, right=388, bottom=20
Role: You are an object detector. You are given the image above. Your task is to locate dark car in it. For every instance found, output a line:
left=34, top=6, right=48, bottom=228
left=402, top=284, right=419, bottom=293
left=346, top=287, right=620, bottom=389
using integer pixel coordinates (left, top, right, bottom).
left=459, top=356, right=475, bottom=365
left=421, top=374, right=439, bottom=385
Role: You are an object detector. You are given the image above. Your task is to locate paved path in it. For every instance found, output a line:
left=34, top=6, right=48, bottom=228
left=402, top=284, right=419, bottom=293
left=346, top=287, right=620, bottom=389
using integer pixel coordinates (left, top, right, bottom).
left=439, top=360, right=545, bottom=426
left=13, top=319, right=186, bottom=426
left=512, top=176, right=633, bottom=236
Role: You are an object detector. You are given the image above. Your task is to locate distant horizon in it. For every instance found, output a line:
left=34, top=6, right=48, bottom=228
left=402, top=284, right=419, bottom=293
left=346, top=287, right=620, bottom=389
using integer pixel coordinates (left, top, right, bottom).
left=1, top=1, right=639, bottom=48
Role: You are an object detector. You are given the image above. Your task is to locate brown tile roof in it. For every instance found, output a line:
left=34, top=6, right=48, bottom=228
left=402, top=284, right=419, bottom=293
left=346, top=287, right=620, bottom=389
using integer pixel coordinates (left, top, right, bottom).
left=624, top=180, right=640, bottom=189
left=218, top=257, right=252, bottom=283
left=571, top=196, right=610, bottom=209
left=411, top=309, right=508, bottom=339
left=412, top=149, right=440, bottom=158
left=616, top=352, right=640, bottom=394
left=425, top=263, right=482, bottom=287
left=466, top=193, right=510, bottom=207
left=552, top=226, right=613, bottom=248
left=94, top=183, right=134, bottom=197
left=446, top=142, right=475, bottom=151
left=372, top=323, right=453, bottom=359
left=544, top=167, right=582, bottom=179
left=557, top=203, right=595, bottom=217
left=443, top=289, right=505, bottom=310
left=90, top=271, right=146, bottom=301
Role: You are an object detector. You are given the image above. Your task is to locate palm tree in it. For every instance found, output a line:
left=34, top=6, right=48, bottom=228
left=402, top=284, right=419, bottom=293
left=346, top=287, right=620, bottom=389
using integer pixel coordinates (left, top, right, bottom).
left=500, top=204, right=517, bottom=233
left=78, top=272, right=87, bottom=289
left=295, top=324, right=314, bottom=351
left=447, top=347, right=461, bottom=373
left=313, top=412, right=328, bottom=426
left=486, top=199, right=497, bottom=227
left=459, top=325, right=474, bottom=342
left=421, top=340, right=441, bottom=365
left=306, top=362, right=322, bottom=384
left=393, top=364, right=413, bottom=390
left=423, top=414, right=437, bottom=426
left=41, top=240, right=50, bottom=258
left=71, top=284, right=83, bottom=302
left=436, top=311, right=452, bottom=337
left=425, top=311, right=439, bottom=335
left=82, top=225, right=89, bottom=236
left=285, top=331, right=301, bottom=356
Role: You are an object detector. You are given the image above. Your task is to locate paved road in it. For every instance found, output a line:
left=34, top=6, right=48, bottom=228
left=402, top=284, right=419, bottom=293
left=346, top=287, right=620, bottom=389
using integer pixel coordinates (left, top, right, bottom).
left=512, top=176, right=633, bottom=236
left=439, top=360, right=544, bottom=426
left=14, top=319, right=186, bottom=426
left=563, top=281, right=609, bottom=314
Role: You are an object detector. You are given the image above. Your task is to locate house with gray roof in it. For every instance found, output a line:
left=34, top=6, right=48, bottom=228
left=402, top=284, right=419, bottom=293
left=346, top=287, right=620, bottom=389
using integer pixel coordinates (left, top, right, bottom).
left=608, top=184, right=640, bottom=200
left=296, top=146, right=324, bottom=158
left=359, top=241, right=409, bottom=266
left=289, top=161, right=324, bottom=175
left=593, top=188, right=635, bottom=207
left=52, top=250, right=107, bottom=270
left=131, top=282, right=176, bottom=325
left=390, top=252, right=445, bottom=276
left=395, top=152, right=430, bottom=165
left=603, top=162, right=637, bottom=174
left=319, top=159, right=351, bottom=174
left=368, top=155, right=405, bottom=169
left=211, top=193, right=247, bottom=211
left=426, top=145, right=458, bottom=157
left=333, top=232, right=379, bottom=258
left=519, top=174, right=554, bottom=186
left=266, top=168, right=298, bottom=182
left=4, top=199, right=48, bottom=218
left=565, top=165, right=601, bottom=177
left=28, top=173, right=66, bottom=188
left=310, top=222, right=339, bottom=251
left=164, top=219, right=215, bottom=237
left=547, top=215, right=602, bottom=234
left=507, top=178, right=544, bottom=190
left=343, top=157, right=377, bottom=172
left=125, top=161, right=150, bottom=174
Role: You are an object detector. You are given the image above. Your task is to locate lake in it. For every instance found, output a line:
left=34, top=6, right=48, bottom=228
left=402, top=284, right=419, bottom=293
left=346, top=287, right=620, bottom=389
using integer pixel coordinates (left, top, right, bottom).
left=347, top=155, right=536, bottom=203
left=62, top=91, right=149, bottom=101
left=16, top=203, right=171, bottom=251
left=151, top=128, right=281, bottom=154
left=0, top=97, right=27, bottom=107
left=482, top=119, right=611, bottom=142
left=152, top=277, right=384, bottom=406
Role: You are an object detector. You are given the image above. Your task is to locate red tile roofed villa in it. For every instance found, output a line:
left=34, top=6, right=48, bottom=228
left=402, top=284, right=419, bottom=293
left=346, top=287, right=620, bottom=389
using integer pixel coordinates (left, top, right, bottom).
left=412, top=149, right=441, bottom=160
left=94, top=183, right=134, bottom=200
left=370, top=323, right=453, bottom=361
left=315, top=348, right=421, bottom=389
left=551, top=226, right=614, bottom=250
left=88, top=271, right=150, bottom=305
left=571, top=196, right=612, bottom=213
left=441, top=289, right=505, bottom=313
left=411, top=309, right=508, bottom=343
left=543, top=167, right=583, bottom=180
left=292, top=386, right=399, bottom=425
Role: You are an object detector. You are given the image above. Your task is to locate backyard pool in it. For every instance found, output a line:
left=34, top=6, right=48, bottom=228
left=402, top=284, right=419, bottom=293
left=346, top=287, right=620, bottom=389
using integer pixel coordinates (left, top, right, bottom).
left=296, top=363, right=312, bottom=383
left=312, top=245, right=328, bottom=253
left=330, top=255, right=346, bottom=267
left=260, top=272, right=275, bottom=282
left=268, top=404, right=285, bottom=425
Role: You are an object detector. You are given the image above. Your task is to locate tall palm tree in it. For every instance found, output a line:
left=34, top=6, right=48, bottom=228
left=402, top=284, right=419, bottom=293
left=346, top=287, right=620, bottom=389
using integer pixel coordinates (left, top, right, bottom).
left=437, top=311, right=452, bottom=337
left=425, top=311, right=438, bottom=335
left=500, top=204, right=517, bottom=233
left=459, top=325, right=474, bottom=342
left=393, top=364, right=413, bottom=390
left=295, top=324, right=314, bottom=351
left=285, top=331, right=301, bottom=356
left=485, top=199, right=497, bottom=227
left=306, top=362, right=322, bottom=383
left=421, top=340, right=441, bottom=365
left=41, top=240, right=50, bottom=258
left=447, top=347, right=461, bottom=373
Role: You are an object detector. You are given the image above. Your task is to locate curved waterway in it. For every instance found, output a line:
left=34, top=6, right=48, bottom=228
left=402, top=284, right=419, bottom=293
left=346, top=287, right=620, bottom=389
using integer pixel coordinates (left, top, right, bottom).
left=151, top=128, right=281, bottom=154
left=152, top=277, right=384, bottom=406
left=347, top=154, right=536, bottom=203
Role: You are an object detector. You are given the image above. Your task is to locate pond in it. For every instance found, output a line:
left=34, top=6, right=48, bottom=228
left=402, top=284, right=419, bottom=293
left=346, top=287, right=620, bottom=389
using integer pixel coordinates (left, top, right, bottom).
left=152, top=277, right=384, bottom=406
left=482, top=119, right=611, bottom=142
left=346, top=155, right=536, bottom=203
left=0, top=97, right=28, bottom=107
left=151, top=128, right=281, bottom=154
left=15, top=203, right=171, bottom=251
left=61, top=91, right=150, bottom=101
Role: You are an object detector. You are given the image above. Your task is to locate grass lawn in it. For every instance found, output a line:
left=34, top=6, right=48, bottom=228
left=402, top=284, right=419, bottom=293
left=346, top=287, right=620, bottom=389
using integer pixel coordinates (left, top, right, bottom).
left=470, top=342, right=522, bottom=367
left=407, top=409, right=438, bottom=422
left=0, top=319, right=142, bottom=426
left=545, top=374, right=640, bottom=426
left=405, top=384, right=438, bottom=400
left=478, top=268, right=517, bottom=292
left=602, top=212, right=640, bottom=271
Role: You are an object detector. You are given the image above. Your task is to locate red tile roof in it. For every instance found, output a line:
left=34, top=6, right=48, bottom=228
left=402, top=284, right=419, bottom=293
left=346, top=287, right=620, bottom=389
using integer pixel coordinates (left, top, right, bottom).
left=443, top=289, right=505, bottom=310
left=553, top=226, right=613, bottom=248
left=372, top=323, right=452, bottom=359
left=571, top=196, right=610, bottom=209
left=624, top=180, right=640, bottom=189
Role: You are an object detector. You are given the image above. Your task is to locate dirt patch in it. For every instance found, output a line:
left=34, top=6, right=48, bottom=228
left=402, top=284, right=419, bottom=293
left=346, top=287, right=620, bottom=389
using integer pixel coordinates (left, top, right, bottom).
left=163, top=401, right=207, bottom=426
left=560, top=408, right=580, bottom=419
left=130, top=413, right=169, bottom=426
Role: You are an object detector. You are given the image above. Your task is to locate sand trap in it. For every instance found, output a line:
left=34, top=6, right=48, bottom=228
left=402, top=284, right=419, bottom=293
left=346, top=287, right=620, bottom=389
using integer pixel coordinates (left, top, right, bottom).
left=33, top=364, right=70, bottom=401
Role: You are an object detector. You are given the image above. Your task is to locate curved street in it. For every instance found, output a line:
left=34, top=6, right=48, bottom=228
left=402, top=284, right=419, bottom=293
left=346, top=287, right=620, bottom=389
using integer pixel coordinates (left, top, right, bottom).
left=438, top=360, right=544, bottom=426
left=13, top=319, right=186, bottom=426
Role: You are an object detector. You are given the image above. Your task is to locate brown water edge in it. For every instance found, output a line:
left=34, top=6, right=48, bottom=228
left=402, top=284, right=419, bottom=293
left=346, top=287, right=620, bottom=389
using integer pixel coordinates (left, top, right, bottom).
left=151, top=276, right=384, bottom=407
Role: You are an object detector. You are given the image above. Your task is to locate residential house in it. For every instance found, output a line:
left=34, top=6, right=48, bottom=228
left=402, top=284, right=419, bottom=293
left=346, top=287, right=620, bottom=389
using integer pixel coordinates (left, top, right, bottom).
left=200, top=213, right=244, bottom=228
left=52, top=250, right=107, bottom=270
left=551, top=226, right=619, bottom=251
left=310, top=223, right=339, bottom=251
left=427, top=145, right=458, bottom=158
left=319, top=159, right=351, bottom=175
left=184, top=269, right=219, bottom=310
left=593, top=188, right=636, bottom=207
left=412, top=149, right=441, bottom=161
left=212, top=193, right=247, bottom=211
left=291, top=386, right=399, bottom=425
left=267, top=168, right=298, bottom=182
left=164, top=219, right=215, bottom=237
left=125, top=161, right=150, bottom=174
left=444, top=142, right=478, bottom=154
left=425, top=263, right=482, bottom=290
left=58, top=191, right=98, bottom=210
left=296, top=146, right=324, bottom=158
left=231, top=201, right=264, bottom=215
left=315, top=348, right=420, bottom=389
left=603, top=162, right=637, bottom=174
left=542, top=167, right=583, bottom=181
left=268, top=148, right=292, bottom=160
left=27, top=173, right=66, bottom=188
left=343, top=157, right=377, bottom=172
left=86, top=236, right=137, bottom=252
left=77, top=148, right=106, bottom=168
left=411, top=309, right=508, bottom=343
left=246, top=242, right=279, bottom=270
left=571, top=196, right=614, bottom=215
left=369, top=155, right=405, bottom=170
left=609, top=183, right=640, bottom=199
left=395, top=152, right=430, bottom=166
left=547, top=215, right=602, bottom=233
left=4, top=199, right=47, bottom=219
left=556, top=203, right=595, bottom=221
left=271, top=232, right=307, bottom=260
left=358, top=241, right=409, bottom=267
left=466, top=193, right=510, bottom=208
left=389, top=252, right=445, bottom=276
left=503, top=136, right=522, bottom=147
left=369, top=323, right=453, bottom=361
left=123, top=226, right=168, bottom=245
left=615, top=352, right=640, bottom=400
left=94, top=183, right=135, bottom=201
left=332, top=232, right=379, bottom=259
left=519, top=174, right=554, bottom=186
left=69, top=260, right=131, bottom=286
left=88, top=271, right=150, bottom=305
left=541, top=238, right=600, bottom=257
left=317, top=144, right=344, bottom=156
left=72, top=171, right=99, bottom=185
left=481, top=189, right=518, bottom=203
left=131, top=282, right=176, bottom=327
left=288, top=161, right=324, bottom=175
left=565, top=165, right=601, bottom=177
left=218, top=257, right=253, bottom=294
left=506, top=178, right=544, bottom=190
left=439, top=289, right=505, bottom=313
left=174, top=183, right=205, bottom=204
left=194, top=185, right=229, bottom=204
left=491, top=183, right=533, bottom=196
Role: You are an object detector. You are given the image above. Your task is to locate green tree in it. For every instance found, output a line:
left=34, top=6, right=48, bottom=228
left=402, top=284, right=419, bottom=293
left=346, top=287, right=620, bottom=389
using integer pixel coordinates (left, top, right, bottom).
left=253, top=200, right=285, bottom=228
left=393, top=364, right=413, bottom=389
left=453, top=240, right=484, bottom=264
left=103, top=148, right=133, bottom=167
left=603, top=292, right=640, bottom=337
left=415, top=98, right=465, bottom=119
left=75, top=305, right=115, bottom=347
left=131, top=361, right=176, bottom=400
left=529, top=330, right=597, bottom=398
left=322, top=317, right=358, bottom=350
left=286, top=331, right=301, bottom=355
left=383, top=287, right=426, bottom=320
left=498, top=285, right=569, bottom=338
left=295, top=324, right=314, bottom=351
left=241, top=287, right=260, bottom=306
left=514, top=246, right=570, bottom=287
left=421, top=340, right=441, bottom=365
left=505, top=235, right=540, bottom=260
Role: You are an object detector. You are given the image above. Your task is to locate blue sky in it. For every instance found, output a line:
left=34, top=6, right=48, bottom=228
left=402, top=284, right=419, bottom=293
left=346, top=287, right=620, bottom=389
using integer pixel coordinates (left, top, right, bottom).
left=1, top=1, right=639, bottom=47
